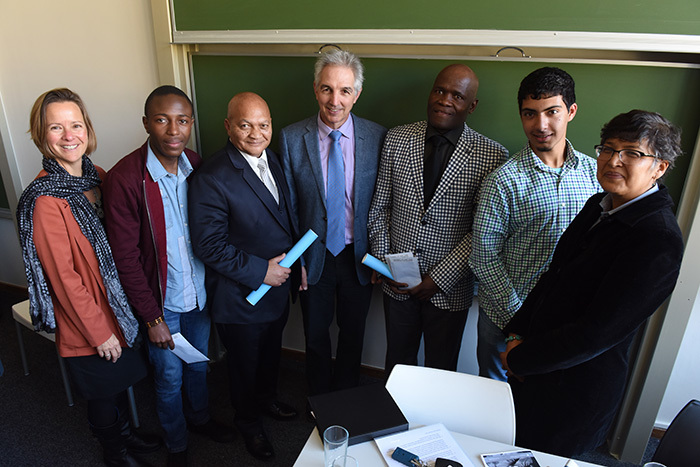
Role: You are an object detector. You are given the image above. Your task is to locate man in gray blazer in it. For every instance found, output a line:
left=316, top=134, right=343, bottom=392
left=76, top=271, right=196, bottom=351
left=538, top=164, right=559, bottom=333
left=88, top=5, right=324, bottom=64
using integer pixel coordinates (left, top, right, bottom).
left=279, top=50, right=387, bottom=400
left=368, top=64, right=508, bottom=374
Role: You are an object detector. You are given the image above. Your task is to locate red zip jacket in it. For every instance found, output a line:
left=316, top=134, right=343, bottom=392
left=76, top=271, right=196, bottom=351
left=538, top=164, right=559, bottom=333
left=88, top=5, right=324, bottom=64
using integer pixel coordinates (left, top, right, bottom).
left=102, top=142, right=202, bottom=323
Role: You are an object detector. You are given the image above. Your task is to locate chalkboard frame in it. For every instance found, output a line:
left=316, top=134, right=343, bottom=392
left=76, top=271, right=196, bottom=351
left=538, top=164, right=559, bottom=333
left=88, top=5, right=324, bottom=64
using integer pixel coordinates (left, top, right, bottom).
left=170, top=0, right=700, bottom=38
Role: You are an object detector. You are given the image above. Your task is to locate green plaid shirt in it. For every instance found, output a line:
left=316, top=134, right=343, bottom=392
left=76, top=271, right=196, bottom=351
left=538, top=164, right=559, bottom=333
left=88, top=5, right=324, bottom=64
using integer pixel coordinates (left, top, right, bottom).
left=469, top=141, right=601, bottom=328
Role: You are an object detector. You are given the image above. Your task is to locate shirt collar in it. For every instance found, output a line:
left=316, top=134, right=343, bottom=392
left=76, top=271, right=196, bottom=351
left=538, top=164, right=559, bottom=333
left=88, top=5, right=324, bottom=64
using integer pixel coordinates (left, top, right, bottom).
left=599, top=183, right=660, bottom=215
left=526, top=139, right=579, bottom=171
left=426, top=124, right=462, bottom=147
left=317, top=113, right=354, bottom=140
left=145, top=140, right=193, bottom=181
left=239, top=148, right=269, bottom=167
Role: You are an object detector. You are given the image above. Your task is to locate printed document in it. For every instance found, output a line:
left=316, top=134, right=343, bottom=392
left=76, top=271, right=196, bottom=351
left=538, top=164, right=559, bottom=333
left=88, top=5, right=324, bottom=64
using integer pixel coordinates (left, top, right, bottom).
left=375, top=423, right=472, bottom=466
left=385, top=252, right=422, bottom=289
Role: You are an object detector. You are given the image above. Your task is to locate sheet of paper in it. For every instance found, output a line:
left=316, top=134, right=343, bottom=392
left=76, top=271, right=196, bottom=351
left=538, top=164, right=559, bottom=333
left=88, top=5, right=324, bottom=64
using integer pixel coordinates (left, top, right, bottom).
left=169, top=332, right=210, bottom=364
left=375, top=423, right=472, bottom=467
left=385, top=252, right=422, bottom=289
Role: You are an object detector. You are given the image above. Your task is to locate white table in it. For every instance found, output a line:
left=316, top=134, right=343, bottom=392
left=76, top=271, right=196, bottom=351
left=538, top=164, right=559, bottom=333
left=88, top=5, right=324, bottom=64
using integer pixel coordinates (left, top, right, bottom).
left=293, top=426, right=604, bottom=467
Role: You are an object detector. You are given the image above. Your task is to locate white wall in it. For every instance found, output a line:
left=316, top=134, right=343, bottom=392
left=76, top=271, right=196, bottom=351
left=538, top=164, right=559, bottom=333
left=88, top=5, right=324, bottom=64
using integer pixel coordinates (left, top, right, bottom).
left=0, top=0, right=160, bottom=191
left=656, top=287, right=700, bottom=428
left=0, top=0, right=160, bottom=286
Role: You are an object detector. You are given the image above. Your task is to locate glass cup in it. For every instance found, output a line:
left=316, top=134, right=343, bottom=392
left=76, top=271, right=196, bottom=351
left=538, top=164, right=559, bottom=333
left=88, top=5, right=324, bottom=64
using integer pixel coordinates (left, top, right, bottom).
left=332, top=454, right=358, bottom=467
left=643, top=463, right=666, bottom=467
left=323, top=425, right=349, bottom=467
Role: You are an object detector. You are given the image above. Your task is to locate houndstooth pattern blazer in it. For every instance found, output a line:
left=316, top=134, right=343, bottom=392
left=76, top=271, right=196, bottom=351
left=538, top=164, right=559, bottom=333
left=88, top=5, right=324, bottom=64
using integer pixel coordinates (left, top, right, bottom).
left=368, top=121, right=508, bottom=311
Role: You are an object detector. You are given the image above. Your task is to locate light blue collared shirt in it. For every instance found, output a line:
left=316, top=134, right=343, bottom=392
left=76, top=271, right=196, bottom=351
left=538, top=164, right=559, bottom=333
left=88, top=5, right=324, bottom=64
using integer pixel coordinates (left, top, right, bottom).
left=317, top=114, right=356, bottom=245
left=146, top=144, right=206, bottom=313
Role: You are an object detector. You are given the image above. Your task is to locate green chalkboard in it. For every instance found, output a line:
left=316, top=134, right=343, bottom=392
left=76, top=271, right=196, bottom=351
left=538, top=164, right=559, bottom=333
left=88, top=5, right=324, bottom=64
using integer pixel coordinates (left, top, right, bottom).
left=191, top=55, right=700, bottom=206
left=174, top=0, right=700, bottom=35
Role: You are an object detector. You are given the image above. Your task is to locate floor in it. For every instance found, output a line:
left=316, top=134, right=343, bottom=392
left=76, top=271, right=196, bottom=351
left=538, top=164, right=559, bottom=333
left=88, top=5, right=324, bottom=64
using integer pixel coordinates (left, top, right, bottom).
left=0, top=285, right=659, bottom=466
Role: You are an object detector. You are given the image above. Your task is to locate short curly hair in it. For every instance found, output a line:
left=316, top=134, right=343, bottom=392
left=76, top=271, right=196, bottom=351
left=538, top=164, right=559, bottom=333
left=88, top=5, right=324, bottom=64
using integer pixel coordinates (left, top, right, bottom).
left=518, top=67, right=576, bottom=110
left=600, top=110, right=682, bottom=168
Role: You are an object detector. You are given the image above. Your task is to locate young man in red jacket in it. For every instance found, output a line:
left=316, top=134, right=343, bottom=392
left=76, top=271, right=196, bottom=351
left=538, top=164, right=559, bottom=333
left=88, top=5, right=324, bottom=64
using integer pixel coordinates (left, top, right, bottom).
left=103, top=86, right=234, bottom=467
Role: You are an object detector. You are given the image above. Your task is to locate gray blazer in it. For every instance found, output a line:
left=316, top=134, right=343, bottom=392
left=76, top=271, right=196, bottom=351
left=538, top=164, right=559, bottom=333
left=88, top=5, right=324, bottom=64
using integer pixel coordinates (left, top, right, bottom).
left=279, top=114, right=387, bottom=286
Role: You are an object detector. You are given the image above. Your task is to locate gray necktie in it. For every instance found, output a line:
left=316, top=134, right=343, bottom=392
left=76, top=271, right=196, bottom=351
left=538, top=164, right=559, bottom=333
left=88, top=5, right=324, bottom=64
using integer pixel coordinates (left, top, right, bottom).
left=257, top=158, right=279, bottom=204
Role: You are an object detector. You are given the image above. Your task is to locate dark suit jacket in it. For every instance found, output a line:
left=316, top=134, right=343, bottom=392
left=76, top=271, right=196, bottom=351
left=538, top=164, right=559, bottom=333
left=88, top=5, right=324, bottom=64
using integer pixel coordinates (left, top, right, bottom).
left=189, top=141, right=298, bottom=325
left=279, top=114, right=386, bottom=286
left=504, top=185, right=684, bottom=456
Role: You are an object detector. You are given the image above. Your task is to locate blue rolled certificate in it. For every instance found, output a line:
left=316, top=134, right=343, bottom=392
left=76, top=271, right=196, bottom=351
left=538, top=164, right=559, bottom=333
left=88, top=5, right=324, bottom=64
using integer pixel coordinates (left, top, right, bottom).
left=246, top=229, right=318, bottom=306
left=361, top=253, right=394, bottom=280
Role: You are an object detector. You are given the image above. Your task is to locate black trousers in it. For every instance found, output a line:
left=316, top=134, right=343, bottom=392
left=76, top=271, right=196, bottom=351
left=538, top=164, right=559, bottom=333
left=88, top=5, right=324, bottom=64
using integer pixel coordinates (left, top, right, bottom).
left=215, top=305, right=289, bottom=437
left=300, top=246, right=372, bottom=396
left=384, top=294, right=468, bottom=375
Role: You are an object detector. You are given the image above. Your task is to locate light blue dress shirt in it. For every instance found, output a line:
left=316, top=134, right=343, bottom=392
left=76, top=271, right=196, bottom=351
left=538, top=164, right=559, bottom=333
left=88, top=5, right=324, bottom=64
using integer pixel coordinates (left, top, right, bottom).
left=146, top=145, right=206, bottom=313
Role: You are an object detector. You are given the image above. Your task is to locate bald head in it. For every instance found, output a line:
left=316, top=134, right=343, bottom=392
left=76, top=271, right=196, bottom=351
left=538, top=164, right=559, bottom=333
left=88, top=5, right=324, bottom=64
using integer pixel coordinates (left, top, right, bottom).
left=427, top=64, right=480, bottom=131
left=224, top=92, right=272, bottom=156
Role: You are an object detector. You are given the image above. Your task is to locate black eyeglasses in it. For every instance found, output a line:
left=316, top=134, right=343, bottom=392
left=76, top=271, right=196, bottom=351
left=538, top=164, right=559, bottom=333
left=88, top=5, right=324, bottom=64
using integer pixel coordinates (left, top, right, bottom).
left=594, top=145, right=658, bottom=165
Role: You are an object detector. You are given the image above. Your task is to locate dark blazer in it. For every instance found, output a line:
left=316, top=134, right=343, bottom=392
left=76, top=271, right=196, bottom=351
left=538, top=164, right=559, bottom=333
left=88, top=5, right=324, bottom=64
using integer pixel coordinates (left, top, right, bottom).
left=504, top=185, right=684, bottom=456
left=279, top=114, right=386, bottom=286
left=189, top=141, right=298, bottom=325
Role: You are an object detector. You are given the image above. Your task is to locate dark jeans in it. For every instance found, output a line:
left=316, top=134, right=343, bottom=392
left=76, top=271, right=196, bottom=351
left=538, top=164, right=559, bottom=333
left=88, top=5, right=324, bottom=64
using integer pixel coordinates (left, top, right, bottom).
left=147, top=307, right=211, bottom=452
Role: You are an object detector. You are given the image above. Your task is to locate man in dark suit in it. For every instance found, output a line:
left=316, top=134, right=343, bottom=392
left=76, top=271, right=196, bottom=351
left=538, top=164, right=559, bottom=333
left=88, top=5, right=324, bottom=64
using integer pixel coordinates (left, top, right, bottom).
left=368, top=64, right=508, bottom=374
left=189, top=92, right=298, bottom=461
left=279, top=50, right=387, bottom=400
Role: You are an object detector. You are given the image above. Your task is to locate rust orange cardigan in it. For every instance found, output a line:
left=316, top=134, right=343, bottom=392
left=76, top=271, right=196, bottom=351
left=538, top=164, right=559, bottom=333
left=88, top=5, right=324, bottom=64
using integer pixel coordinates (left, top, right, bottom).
left=32, top=167, right=127, bottom=357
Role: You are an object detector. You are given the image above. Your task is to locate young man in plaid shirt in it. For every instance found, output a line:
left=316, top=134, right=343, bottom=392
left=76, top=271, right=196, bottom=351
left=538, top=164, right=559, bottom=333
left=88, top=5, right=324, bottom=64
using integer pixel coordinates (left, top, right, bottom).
left=469, top=67, right=601, bottom=381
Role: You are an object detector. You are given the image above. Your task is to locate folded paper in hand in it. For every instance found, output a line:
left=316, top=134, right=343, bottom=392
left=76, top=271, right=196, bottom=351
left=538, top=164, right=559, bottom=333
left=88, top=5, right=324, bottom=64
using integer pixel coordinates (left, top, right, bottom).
left=385, top=253, right=422, bottom=289
left=169, top=332, right=209, bottom=364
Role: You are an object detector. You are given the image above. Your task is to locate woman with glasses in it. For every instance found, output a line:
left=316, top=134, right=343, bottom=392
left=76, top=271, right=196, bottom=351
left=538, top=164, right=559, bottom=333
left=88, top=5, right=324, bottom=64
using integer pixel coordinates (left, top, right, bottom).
left=500, top=110, right=684, bottom=457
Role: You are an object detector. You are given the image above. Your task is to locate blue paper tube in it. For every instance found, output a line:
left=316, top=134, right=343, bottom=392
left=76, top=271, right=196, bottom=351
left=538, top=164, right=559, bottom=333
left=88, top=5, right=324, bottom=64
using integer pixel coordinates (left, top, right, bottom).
left=361, top=253, right=394, bottom=280
left=246, top=229, right=318, bottom=306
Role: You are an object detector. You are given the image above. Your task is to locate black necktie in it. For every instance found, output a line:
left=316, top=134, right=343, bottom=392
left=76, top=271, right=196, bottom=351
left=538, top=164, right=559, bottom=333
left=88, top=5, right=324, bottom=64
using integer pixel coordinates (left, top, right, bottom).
left=424, top=134, right=450, bottom=207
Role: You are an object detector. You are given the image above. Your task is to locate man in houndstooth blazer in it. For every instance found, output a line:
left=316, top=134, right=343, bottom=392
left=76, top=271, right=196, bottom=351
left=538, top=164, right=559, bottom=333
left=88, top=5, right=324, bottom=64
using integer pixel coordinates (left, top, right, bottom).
left=368, top=64, right=508, bottom=373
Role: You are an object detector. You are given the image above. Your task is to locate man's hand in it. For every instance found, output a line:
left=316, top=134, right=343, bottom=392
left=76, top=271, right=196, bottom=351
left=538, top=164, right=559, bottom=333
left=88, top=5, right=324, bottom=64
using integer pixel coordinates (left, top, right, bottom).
left=148, top=321, right=174, bottom=350
left=264, top=253, right=291, bottom=287
left=384, top=276, right=410, bottom=295
left=407, top=275, right=440, bottom=301
left=299, top=265, right=308, bottom=291
left=371, top=270, right=382, bottom=285
left=97, top=333, right=122, bottom=362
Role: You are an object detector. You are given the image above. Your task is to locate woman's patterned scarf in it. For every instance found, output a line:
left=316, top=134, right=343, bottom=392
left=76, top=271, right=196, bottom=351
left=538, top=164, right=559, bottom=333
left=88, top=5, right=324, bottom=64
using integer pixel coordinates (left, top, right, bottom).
left=16, top=156, right=138, bottom=346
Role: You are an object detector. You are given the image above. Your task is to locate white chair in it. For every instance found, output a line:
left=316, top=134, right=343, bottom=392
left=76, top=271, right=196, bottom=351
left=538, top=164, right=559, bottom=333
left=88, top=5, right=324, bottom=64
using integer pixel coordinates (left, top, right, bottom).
left=12, top=300, right=140, bottom=427
left=385, top=364, right=516, bottom=444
